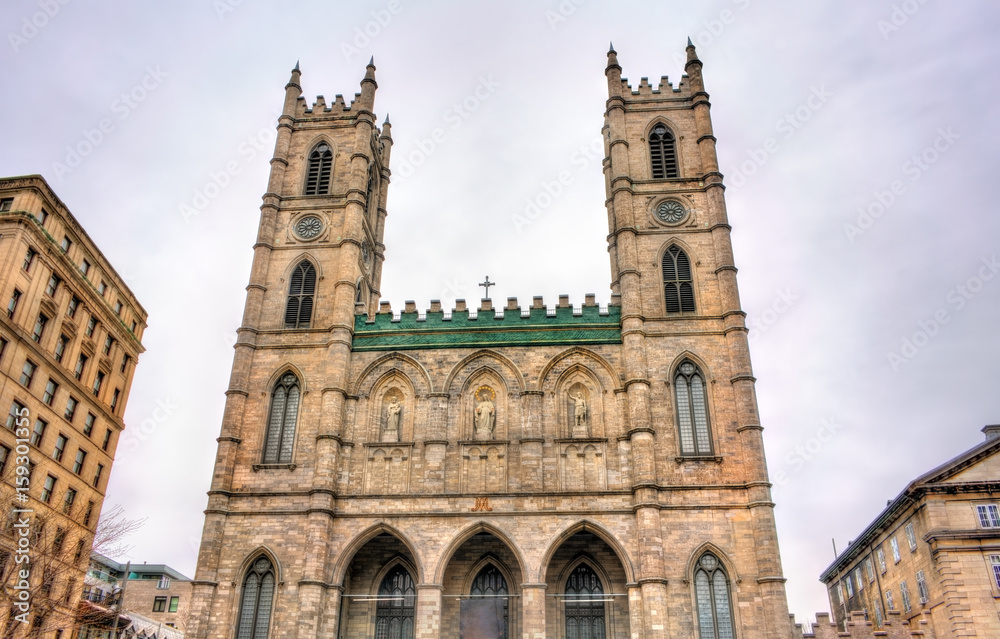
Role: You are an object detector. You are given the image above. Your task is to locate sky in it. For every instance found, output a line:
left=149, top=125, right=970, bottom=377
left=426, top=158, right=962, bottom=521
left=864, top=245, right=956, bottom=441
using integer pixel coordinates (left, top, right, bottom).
left=2, top=0, right=999, bottom=625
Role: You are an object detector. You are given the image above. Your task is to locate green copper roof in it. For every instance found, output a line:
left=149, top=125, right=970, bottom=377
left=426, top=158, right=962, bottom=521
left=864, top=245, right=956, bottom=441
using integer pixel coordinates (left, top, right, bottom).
left=352, top=306, right=621, bottom=351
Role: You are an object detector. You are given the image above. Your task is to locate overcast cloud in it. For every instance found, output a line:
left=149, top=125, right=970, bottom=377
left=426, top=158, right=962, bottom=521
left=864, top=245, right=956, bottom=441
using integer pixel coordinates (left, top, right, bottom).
left=2, top=0, right=998, bottom=624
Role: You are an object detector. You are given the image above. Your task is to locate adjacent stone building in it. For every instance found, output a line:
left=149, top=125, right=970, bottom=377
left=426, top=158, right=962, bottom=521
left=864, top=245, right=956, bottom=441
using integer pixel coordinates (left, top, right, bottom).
left=188, top=44, right=797, bottom=639
left=0, top=176, right=147, bottom=634
left=819, top=425, right=1000, bottom=638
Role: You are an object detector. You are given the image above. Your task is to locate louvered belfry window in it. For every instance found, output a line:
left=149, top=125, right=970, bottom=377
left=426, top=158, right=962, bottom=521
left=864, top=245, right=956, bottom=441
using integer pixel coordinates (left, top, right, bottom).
left=695, top=553, right=734, bottom=639
left=663, top=245, right=695, bottom=313
left=375, top=566, right=416, bottom=639
left=285, top=261, right=316, bottom=328
left=304, top=143, right=333, bottom=195
left=235, top=556, right=275, bottom=639
left=649, top=124, right=679, bottom=179
left=675, top=361, right=712, bottom=456
left=263, top=373, right=299, bottom=463
left=565, top=564, right=606, bottom=639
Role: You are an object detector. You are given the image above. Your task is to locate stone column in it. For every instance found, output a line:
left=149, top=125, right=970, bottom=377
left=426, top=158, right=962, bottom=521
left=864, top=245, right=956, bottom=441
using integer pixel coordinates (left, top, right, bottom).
left=415, top=584, right=443, bottom=639
left=521, top=583, right=547, bottom=639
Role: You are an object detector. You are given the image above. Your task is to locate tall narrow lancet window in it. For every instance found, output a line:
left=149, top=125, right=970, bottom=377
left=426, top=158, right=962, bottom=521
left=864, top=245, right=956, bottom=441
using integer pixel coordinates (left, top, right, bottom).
left=675, top=361, right=712, bottom=456
left=284, top=261, right=316, bottom=328
left=695, top=553, right=734, bottom=639
left=564, top=564, right=605, bottom=639
left=375, top=566, right=416, bottom=639
left=663, top=245, right=695, bottom=313
left=470, top=565, right=508, bottom=639
left=235, top=556, right=275, bottom=639
left=263, top=373, right=300, bottom=463
left=649, top=124, right=679, bottom=179
left=304, top=143, right=333, bottom=195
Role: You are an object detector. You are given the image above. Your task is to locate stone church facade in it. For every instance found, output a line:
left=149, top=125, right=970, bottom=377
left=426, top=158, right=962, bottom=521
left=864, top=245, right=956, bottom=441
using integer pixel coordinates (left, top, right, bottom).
left=188, top=43, right=796, bottom=639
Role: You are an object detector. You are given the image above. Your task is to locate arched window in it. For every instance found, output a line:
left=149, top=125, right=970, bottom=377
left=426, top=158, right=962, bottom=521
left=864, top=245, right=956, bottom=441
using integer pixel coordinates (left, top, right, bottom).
left=304, top=143, right=333, bottom=195
left=366, top=161, right=380, bottom=222
left=375, top=566, right=416, bottom=639
left=263, top=373, right=299, bottom=463
left=694, top=553, right=734, bottom=639
left=649, top=124, right=679, bottom=179
left=663, top=245, right=695, bottom=313
left=470, top=565, right=508, bottom=639
left=675, top=361, right=712, bottom=456
left=284, top=261, right=316, bottom=328
left=564, top=564, right=605, bottom=639
left=235, top=556, right=275, bottom=639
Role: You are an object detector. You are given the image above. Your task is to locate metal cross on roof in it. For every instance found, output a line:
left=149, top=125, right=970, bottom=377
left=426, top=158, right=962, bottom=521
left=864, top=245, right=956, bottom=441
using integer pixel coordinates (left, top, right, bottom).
left=479, top=276, right=495, bottom=299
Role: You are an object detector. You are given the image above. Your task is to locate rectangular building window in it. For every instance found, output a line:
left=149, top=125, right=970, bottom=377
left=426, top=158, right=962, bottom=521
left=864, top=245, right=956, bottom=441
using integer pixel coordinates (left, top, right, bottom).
left=19, top=360, right=35, bottom=388
left=865, top=557, right=875, bottom=583
left=877, top=547, right=886, bottom=573
left=54, top=334, right=68, bottom=363
left=22, top=248, right=36, bottom=272
left=60, top=236, right=72, bottom=252
left=52, top=527, right=65, bottom=554
left=900, top=580, right=911, bottom=613
left=102, top=335, right=114, bottom=356
left=0, top=336, right=6, bottom=361
left=45, top=275, right=60, bottom=297
left=991, top=555, right=1000, bottom=590
left=6, top=401, right=25, bottom=431
left=854, top=567, right=864, bottom=591
left=37, top=209, right=48, bottom=226
left=102, top=428, right=112, bottom=451
left=41, top=475, right=55, bottom=503
left=80, top=259, right=90, bottom=276
left=844, top=575, right=854, bottom=598
left=83, top=413, right=95, bottom=437
left=73, top=449, right=86, bottom=475
left=168, top=596, right=179, bottom=613
left=85, top=316, right=97, bottom=337
left=98, top=281, right=107, bottom=296
left=7, top=289, right=20, bottom=319
left=158, top=576, right=171, bottom=589
left=64, top=396, right=78, bottom=421
left=874, top=602, right=883, bottom=627
left=885, top=589, right=895, bottom=611
left=66, top=295, right=79, bottom=318
left=110, top=388, right=120, bottom=413
left=93, top=463, right=103, bottom=488
left=31, top=419, right=47, bottom=446
left=63, top=487, right=77, bottom=514
left=0, top=198, right=12, bottom=211
left=0, top=445, right=9, bottom=476
left=42, top=379, right=58, bottom=406
left=92, top=370, right=105, bottom=397
left=83, top=501, right=94, bottom=527
left=53, top=434, right=67, bottom=461
left=916, top=569, right=928, bottom=603
left=977, top=504, right=1000, bottom=528
left=153, top=597, right=167, bottom=613
left=74, top=539, right=85, bottom=562
left=905, top=522, right=917, bottom=551
left=31, top=314, right=48, bottom=343
left=121, top=354, right=130, bottom=373
left=114, top=301, right=123, bottom=316
left=890, top=537, right=901, bottom=563
left=74, top=354, right=87, bottom=380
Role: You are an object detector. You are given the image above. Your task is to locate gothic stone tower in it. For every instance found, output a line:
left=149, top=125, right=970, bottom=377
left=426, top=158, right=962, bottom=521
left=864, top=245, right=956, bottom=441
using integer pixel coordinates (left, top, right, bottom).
left=188, top=44, right=794, bottom=639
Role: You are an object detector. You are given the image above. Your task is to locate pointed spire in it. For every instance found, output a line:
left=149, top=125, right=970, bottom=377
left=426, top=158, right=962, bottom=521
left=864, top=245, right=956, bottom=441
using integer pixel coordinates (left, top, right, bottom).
left=293, top=59, right=300, bottom=71
left=687, top=36, right=693, bottom=47
left=608, top=41, right=616, bottom=54
left=686, top=37, right=700, bottom=64
left=363, top=56, right=377, bottom=83
left=606, top=43, right=620, bottom=72
left=383, top=113, right=391, bottom=125
left=369, top=56, right=375, bottom=66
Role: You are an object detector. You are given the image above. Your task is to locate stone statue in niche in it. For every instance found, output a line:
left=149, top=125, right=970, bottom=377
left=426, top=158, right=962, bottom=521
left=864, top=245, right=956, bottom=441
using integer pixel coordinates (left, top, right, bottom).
left=474, top=387, right=496, bottom=440
left=383, top=395, right=402, bottom=443
left=568, top=384, right=590, bottom=438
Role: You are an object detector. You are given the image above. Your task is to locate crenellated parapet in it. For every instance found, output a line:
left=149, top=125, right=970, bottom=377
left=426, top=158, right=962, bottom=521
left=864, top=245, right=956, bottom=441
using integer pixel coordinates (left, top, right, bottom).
left=352, top=295, right=622, bottom=351
left=796, top=610, right=936, bottom=639
left=622, top=74, right=690, bottom=97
